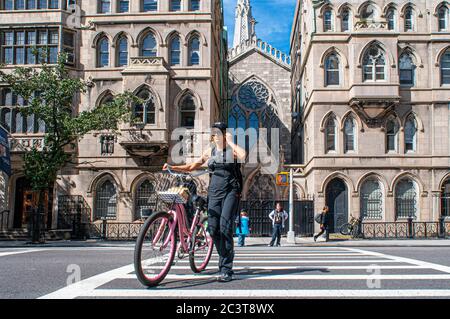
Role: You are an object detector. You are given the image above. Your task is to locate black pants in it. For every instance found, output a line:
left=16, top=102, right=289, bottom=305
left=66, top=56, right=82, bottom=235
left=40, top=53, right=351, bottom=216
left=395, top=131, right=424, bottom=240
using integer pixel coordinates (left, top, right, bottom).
left=316, top=225, right=329, bottom=241
left=270, top=224, right=282, bottom=246
left=207, top=189, right=239, bottom=275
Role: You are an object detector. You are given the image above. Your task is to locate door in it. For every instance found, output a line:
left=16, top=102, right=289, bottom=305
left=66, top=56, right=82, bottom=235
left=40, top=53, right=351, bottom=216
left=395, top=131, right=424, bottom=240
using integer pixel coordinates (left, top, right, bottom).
left=22, top=191, right=50, bottom=229
left=325, top=178, right=348, bottom=233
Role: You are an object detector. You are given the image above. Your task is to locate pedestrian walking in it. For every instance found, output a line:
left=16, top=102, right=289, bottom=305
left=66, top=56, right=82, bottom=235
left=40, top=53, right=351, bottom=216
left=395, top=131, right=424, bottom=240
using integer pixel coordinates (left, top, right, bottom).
left=268, top=202, right=288, bottom=247
left=314, top=206, right=330, bottom=242
left=236, top=210, right=250, bottom=247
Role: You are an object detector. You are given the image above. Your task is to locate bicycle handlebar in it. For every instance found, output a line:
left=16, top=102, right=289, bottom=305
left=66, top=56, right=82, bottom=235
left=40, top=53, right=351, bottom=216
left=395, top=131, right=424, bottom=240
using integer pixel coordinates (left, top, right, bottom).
left=164, top=167, right=209, bottom=180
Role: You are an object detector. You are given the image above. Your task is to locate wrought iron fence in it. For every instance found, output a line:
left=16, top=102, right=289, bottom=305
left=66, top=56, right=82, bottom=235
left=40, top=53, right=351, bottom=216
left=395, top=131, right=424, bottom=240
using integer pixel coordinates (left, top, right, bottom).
left=361, top=218, right=450, bottom=239
left=88, top=221, right=144, bottom=240
left=57, top=195, right=91, bottom=239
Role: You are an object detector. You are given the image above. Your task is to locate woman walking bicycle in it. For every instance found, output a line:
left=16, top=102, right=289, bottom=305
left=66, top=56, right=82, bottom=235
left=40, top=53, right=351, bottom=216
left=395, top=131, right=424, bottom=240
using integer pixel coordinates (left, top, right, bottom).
left=163, top=122, right=246, bottom=282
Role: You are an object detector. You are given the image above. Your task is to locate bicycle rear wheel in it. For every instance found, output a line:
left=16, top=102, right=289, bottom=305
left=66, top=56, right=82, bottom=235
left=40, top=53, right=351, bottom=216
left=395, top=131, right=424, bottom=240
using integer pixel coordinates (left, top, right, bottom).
left=339, top=223, right=352, bottom=236
left=189, top=216, right=214, bottom=273
left=134, top=211, right=177, bottom=287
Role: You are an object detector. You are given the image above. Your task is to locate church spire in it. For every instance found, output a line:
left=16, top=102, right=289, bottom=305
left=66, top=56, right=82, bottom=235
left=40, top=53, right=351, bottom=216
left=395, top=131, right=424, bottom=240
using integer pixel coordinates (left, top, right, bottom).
left=233, top=0, right=257, bottom=48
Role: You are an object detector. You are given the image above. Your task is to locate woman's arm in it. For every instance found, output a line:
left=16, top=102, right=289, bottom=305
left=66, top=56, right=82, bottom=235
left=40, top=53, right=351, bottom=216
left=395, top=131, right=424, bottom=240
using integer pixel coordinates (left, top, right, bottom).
left=226, top=132, right=247, bottom=161
left=163, top=147, right=211, bottom=173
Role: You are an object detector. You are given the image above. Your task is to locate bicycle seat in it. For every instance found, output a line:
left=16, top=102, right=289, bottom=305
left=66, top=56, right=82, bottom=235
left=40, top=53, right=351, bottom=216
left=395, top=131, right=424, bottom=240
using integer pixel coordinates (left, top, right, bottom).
left=191, top=195, right=207, bottom=210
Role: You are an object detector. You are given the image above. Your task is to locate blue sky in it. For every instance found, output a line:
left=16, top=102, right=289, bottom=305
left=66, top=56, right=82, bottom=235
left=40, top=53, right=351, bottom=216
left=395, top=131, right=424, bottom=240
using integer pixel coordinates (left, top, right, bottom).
left=223, top=0, right=297, bottom=54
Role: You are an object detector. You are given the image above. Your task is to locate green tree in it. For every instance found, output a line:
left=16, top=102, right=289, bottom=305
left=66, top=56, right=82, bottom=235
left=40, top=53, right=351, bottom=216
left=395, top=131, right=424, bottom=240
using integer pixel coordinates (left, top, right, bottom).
left=0, top=54, right=137, bottom=242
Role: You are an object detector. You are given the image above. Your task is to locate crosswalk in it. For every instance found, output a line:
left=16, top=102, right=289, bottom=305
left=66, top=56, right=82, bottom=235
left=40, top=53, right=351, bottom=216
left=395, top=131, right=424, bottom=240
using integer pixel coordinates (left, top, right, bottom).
left=40, top=246, right=450, bottom=299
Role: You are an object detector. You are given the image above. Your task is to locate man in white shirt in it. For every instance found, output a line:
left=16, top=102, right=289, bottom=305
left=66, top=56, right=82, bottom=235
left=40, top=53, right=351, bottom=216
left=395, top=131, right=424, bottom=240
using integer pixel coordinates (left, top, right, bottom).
left=268, top=202, right=289, bottom=247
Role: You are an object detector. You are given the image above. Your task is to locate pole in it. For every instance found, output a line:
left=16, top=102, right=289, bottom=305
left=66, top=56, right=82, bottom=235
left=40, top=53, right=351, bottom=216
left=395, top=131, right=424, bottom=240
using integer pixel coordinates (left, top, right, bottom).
left=287, top=168, right=296, bottom=244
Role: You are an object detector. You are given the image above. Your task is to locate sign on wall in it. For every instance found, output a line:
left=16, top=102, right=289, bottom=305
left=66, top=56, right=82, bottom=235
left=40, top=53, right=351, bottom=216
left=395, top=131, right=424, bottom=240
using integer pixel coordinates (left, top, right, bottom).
left=276, top=172, right=289, bottom=186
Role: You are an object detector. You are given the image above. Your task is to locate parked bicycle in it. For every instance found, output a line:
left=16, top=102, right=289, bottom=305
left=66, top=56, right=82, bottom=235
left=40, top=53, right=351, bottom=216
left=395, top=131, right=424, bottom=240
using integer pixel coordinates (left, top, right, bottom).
left=339, top=214, right=362, bottom=238
left=134, top=168, right=213, bottom=287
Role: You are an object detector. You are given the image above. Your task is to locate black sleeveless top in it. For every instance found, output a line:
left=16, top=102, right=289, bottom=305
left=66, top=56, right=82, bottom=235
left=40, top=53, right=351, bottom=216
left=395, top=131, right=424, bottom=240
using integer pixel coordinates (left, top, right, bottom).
left=207, top=146, right=242, bottom=198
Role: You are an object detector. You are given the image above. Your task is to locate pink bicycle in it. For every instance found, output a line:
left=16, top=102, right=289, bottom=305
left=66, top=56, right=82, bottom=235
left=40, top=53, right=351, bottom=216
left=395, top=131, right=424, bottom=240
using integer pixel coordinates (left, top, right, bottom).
left=134, top=169, right=214, bottom=287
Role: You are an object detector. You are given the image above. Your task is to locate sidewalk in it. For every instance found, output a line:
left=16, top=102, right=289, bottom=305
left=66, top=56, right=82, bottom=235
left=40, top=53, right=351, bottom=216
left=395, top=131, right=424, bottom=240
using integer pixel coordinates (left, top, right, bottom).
left=2, top=236, right=450, bottom=248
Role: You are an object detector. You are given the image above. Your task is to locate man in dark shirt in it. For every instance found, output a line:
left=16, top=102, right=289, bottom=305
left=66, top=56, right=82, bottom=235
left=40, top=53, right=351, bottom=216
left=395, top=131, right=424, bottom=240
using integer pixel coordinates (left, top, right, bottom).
left=314, top=206, right=330, bottom=242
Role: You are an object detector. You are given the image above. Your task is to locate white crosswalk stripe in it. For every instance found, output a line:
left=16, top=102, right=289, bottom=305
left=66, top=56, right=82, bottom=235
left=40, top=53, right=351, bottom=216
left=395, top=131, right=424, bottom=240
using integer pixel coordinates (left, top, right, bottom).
left=39, top=246, right=450, bottom=299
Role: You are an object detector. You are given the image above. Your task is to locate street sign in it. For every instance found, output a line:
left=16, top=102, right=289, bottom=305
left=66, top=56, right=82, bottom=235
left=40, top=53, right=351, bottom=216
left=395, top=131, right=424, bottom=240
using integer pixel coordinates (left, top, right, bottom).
left=0, top=125, right=11, bottom=176
left=276, top=172, right=289, bottom=186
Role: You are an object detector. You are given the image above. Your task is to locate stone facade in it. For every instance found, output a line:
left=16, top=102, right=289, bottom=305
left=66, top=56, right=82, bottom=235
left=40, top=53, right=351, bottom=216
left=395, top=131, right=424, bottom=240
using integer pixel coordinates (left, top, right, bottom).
left=291, top=0, right=450, bottom=231
left=228, top=0, right=293, bottom=201
left=0, top=0, right=227, bottom=229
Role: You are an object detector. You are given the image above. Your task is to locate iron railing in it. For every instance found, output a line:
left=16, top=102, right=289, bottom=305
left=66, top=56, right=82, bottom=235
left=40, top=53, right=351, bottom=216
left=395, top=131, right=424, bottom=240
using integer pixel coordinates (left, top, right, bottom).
left=57, top=195, right=91, bottom=239
left=361, top=218, right=450, bottom=239
left=89, top=221, right=144, bottom=240
left=0, top=209, right=9, bottom=230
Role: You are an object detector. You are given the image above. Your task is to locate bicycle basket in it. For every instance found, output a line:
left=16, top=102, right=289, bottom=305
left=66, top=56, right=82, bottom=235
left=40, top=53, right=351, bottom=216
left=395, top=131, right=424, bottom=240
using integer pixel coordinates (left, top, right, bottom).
left=158, top=186, right=190, bottom=204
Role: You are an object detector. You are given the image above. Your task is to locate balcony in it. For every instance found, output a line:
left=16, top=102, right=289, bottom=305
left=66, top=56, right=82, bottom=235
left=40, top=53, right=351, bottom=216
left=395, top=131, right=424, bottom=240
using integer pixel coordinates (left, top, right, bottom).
left=121, top=57, right=169, bottom=75
left=354, top=20, right=388, bottom=31
left=118, top=126, right=169, bottom=162
left=9, top=135, right=44, bottom=153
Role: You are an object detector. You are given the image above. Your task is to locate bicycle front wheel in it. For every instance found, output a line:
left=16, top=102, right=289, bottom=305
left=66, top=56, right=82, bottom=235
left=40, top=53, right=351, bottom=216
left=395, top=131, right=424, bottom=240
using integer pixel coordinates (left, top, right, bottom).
left=134, top=211, right=177, bottom=287
left=339, top=223, right=352, bottom=236
left=189, top=216, right=214, bottom=273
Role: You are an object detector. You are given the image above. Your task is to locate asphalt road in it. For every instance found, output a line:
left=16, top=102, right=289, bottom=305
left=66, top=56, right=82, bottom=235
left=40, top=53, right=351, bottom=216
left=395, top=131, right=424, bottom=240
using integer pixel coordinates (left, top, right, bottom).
left=1, top=244, right=450, bottom=299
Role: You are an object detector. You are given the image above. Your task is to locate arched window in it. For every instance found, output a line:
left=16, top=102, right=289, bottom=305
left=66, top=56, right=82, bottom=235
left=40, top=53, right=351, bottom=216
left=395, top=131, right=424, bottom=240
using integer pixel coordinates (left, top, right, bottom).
left=169, top=36, right=181, bottom=66
left=0, top=108, right=11, bottom=132
left=188, top=36, right=200, bottom=66
left=325, top=53, right=340, bottom=86
left=441, top=49, right=450, bottom=85
left=361, top=3, right=378, bottom=20
left=37, top=118, right=45, bottom=133
left=117, top=36, right=128, bottom=67
left=228, top=78, right=280, bottom=153
left=438, top=5, right=449, bottom=31
left=97, top=37, right=109, bottom=67
left=441, top=178, right=450, bottom=217
left=325, top=116, right=337, bottom=153
left=134, top=179, right=156, bottom=220
left=99, top=92, right=114, bottom=106
left=404, top=6, right=414, bottom=31
left=26, top=114, right=34, bottom=133
left=341, top=8, right=350, bottom=31
left=343, top=116, right=356, bottom=152
left=386, top=8, right=396, bottom=30
left=95, top=179, right=117, bottom=220
left=134, top=88, right=156, bottom=125
left=248, top=173, right=276, bottom=200
left=190, top=0, right=200, bottom=11
left=360, top=179, right=383, bottom=220
left=362, top=45, right=386, bottom=81
left=142, top=0, right=157, bottom=12
left=399, top=53, right=415, bottom=86
left=141, top=33, right=157, bottom=57
left=323, top=9, right=333, bottom=31
left=179, top=94, right=196, bottom=127
left=13, top=110, right=24, bottom=133
left=170, top=0, right=181, bottom=11
left=395, top=178, right=418, bottom=219
left=386, top=118, right=399, bottom=152
left=404, top=115, right=417, bottom=152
